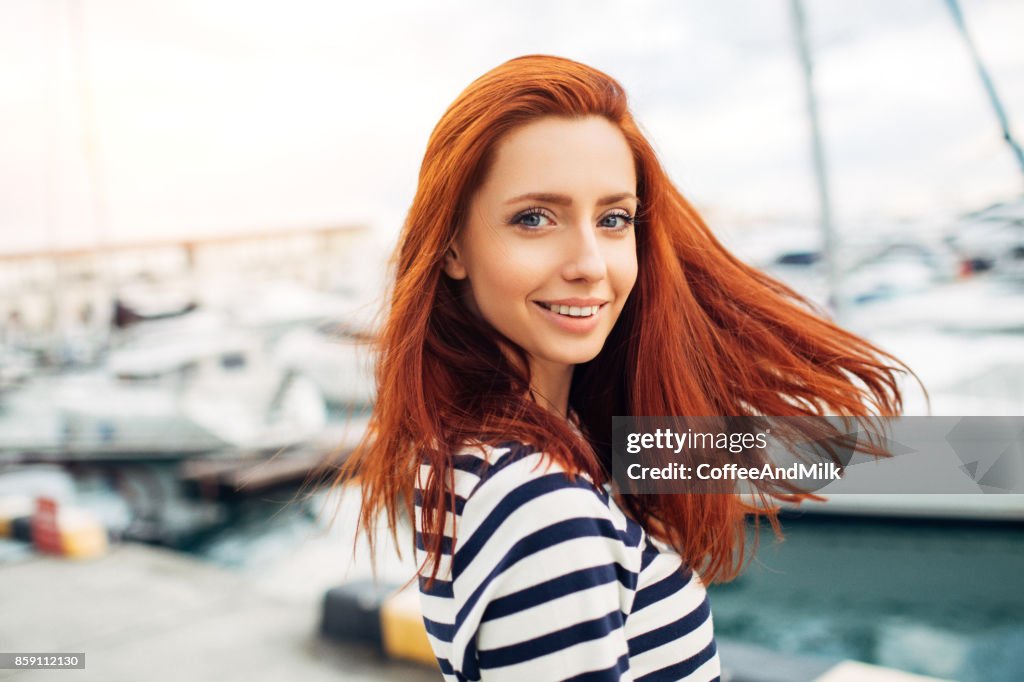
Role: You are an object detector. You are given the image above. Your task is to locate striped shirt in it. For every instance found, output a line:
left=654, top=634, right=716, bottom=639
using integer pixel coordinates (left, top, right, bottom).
left=414, top=440, right=721, bottom=681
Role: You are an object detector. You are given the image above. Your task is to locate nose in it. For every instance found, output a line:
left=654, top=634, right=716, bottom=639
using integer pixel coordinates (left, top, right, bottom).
left=561, top=223, right=607, bottom=282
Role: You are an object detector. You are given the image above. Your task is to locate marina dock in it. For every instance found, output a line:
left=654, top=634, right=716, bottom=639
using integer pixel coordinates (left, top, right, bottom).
left=0, top=540, right=953, bottom=681
left=0, top=542, right=435, bottom=682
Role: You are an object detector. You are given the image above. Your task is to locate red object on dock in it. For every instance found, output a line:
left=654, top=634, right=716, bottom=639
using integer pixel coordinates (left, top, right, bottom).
left=32, top=496, right=63, bottom=554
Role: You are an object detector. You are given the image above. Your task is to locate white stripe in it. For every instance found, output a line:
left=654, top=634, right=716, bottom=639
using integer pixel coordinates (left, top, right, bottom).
left=457, top=533, right=630, bottom=610
left=628, top=612, right=716, bottom=674
left=688, top=654, right=724, bottom=682
left=417, top=584, right=452, bottom=616
left=453, top=487, right=620, bottom=600
left=476, top=636, right=632, bottom=682
left=628, top=568, right=709, bottom=639
left=413, top=505, right=457, bottom=539
left=479, top=581, right=625, bottom=649
left=415, top=548, right=453, bottom=584
left=631, top=550, right=687, bottom=614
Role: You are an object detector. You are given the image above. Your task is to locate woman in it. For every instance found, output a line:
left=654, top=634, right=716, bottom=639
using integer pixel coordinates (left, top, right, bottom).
left=339, top=55, right=907, bottom=680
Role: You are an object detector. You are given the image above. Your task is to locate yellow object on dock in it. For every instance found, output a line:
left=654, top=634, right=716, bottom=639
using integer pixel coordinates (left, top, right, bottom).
left=55, top=507, right=109, bottom=559
left=380, top=586, right=436, bottom=667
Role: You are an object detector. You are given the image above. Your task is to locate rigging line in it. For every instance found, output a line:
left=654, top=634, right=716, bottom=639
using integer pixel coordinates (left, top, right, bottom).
left=44, top=0, right=60, bottom=251
left=944, top=0, right=1024, bottom=181
left=67, top=0, right=111, bottom=248
left=790, top=0, right=842, bottom=323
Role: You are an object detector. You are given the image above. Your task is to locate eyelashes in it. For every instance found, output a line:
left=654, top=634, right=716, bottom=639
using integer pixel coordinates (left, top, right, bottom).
left=509, top=207, right=555, bottom=229
left=508, top=207, right=635, bottom=232
left=598, top=212, right=636, bottom=230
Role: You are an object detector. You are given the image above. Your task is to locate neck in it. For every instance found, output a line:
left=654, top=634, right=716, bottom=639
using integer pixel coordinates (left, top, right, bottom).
left=528, top=359, right=573, bottom=420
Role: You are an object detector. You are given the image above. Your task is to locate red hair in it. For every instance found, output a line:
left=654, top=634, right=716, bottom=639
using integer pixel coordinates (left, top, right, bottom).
left=334, top=55, right=910, bottom=584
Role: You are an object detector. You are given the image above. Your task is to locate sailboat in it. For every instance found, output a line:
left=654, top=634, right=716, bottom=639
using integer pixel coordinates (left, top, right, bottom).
left=785, top=0, right=1024, bottom=522
left=1, top=318, right=328, bottom=460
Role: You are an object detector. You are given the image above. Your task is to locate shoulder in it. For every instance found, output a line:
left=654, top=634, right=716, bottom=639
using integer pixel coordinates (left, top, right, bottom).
left=455, top=440, right=609, bottom=520
left=447, top=441, right=639, bottom=575
left=415, top=439, right=608, bottom=531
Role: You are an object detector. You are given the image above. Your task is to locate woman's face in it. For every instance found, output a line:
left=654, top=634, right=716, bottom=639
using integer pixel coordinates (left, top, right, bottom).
left=444, top=115, right=639, bottom=378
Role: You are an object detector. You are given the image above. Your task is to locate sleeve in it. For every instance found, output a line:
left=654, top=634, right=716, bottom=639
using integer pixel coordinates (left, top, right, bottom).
left=448, top=456, right=636, bottom=681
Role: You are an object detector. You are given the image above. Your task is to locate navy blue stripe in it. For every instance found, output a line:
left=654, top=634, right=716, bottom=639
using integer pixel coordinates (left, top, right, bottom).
left=453, top=473, right=596, bottom=578
left=436, top=656, right=454, bottom=676
left=617, top=515, right=643, bottom=549
left=482, top=563, right=634, bottom=622
left=477, top=609, right=624, bottom=669
left=640, top=542, right=659, bottom=572
left=628, top=595, right=711, bottom=657
left=632, top=566, right=693, bottom=613
left=415, top=531, right=453, bottom=555
left=448, top=442, right=530, bottom=478
left=419, top=575, right=453, bottom=598
left=455, top=516, right=622, bottom=678
left=467, top=443, right=541, bottom=496
left=563, top=653, right=630, bottom=682
left=418, top=442, right=533, bottom=510
left=456, top=516, right=622, bottom=626
left=422, top=616, right=455, bottom=642
left=451, top=454, right=491, bottom=476
left=413, top=488, right=467, bottom=516
left=460, top=639, right=480, bottom=681
left=635, top=637, right=718, bottom=682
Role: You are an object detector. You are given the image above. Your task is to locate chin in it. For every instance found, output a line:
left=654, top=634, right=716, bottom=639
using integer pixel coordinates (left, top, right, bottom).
left=546, top=347, right=604, bottom=367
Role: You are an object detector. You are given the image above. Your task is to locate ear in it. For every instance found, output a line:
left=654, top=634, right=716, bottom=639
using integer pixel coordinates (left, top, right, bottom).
left=442, top=245, right=468, bottom=280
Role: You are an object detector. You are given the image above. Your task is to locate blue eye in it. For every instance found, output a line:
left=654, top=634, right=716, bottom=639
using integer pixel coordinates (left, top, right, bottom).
left=511, top=208, right=554, bottom=229
left=600, top=212, right=634, bottom=229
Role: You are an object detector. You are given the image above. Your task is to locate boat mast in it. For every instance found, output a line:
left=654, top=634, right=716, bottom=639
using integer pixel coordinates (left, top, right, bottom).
left=68, top=0, right=113, bottom=360
left=944, top=0, right=1024, bottom=183
left=790, top=0, right=842, bottom=321
left=68, top=0, right=110, bottom=248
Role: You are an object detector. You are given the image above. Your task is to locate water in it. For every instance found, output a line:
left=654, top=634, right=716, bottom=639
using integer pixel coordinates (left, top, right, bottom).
left=707, top=515, right=1024, bottom=681
left=178, top=491, right=320, bottom=569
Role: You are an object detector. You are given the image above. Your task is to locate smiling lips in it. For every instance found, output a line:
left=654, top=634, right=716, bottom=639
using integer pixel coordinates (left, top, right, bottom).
left=534, top=299, right=607, bottom=319
left=537, top=302, right=600, bottom=317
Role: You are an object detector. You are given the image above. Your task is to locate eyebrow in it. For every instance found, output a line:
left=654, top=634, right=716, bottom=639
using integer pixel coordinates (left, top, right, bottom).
left=503, top=192, right=639, bottom=207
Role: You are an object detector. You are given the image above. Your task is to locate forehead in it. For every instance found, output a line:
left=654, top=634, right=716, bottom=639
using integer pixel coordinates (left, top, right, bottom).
left=478, top=116, right=636, bottom=199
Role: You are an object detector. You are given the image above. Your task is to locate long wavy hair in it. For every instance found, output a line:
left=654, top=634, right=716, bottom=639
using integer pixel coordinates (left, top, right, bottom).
left=333, top=54, right=911, bottom=585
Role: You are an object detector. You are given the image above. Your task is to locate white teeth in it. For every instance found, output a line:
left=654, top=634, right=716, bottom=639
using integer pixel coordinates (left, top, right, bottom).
left=541, top=303, right=600, bottom=317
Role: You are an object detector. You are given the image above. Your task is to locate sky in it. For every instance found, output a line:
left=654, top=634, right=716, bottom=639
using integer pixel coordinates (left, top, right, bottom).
left=0, top=0, right=1021, bottom=255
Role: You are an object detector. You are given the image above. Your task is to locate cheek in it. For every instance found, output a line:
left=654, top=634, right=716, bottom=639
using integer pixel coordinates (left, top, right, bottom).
left=460, top=230, right=552, bottom=335
left=473, top=241, right=555, bottom=300
left=509, top=238, right=559, bottom=268
left=607, top=241, right=639, bottom=296
left=472, top=255, right=545, bottom=315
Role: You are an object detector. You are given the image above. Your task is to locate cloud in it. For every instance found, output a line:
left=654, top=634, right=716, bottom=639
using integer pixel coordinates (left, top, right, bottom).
left=0, top=0, right=1020, bottom=251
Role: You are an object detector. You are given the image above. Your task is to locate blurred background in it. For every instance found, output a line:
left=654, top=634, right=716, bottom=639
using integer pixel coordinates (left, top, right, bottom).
left=0, top=1, right=1022, bottom=680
